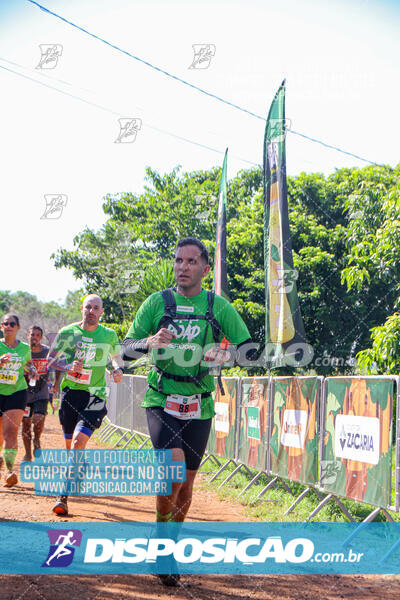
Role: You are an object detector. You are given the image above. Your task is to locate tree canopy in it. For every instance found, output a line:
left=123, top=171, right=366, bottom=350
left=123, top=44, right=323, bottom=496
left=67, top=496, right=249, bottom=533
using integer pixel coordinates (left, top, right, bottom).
left=52, top=162, right=400, bottom=374
left=0, top=290, right=82, bottom=343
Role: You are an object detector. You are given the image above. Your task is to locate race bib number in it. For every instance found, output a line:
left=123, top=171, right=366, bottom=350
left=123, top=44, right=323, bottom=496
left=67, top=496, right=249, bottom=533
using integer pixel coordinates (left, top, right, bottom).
left=164, top=394, right=201, bottom=420
left=24, top=405, right=33, bottom=418
left=0, top=370, right=18, bottom=385
left=66, top=368, right=92, bottom=385
left=32, top=359, right=47, bottom=375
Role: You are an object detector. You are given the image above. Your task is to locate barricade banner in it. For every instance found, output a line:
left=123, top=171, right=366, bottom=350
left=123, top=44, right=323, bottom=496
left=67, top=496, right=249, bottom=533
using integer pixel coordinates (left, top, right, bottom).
left=105, top=372, right=117, bottom=425
left=270, top=377, right=319, bottom=484
left=115, top=376, right=134, bottom=430
left=132, top=375, right=150, bottom=435
left=207, top=378, right=239, bottom=459
left=321, top=377, right=394, bottom=507
left=238, top=377, right=269, bottom=470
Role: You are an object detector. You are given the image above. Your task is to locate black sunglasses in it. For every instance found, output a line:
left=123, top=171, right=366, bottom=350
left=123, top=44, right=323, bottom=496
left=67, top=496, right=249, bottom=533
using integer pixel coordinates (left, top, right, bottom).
left=2, top=321, right=17, bottom=327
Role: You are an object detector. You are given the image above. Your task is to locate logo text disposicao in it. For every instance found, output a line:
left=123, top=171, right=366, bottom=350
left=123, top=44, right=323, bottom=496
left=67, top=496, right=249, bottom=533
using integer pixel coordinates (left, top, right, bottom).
left=84, top=536, right=314, bottom=564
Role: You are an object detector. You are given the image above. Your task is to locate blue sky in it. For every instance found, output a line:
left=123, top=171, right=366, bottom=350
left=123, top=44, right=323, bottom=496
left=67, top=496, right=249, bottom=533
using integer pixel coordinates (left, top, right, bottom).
left=0, top=0, right=399, bottom=303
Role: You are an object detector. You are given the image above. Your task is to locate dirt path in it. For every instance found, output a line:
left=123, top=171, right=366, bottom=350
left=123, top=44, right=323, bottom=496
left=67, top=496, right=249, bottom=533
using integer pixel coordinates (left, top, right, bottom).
left=0, top=415, right=399, bottom=600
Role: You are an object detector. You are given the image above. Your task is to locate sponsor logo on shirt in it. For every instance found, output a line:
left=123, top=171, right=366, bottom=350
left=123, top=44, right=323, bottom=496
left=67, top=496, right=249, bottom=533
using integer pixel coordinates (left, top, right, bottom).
left=167, top=322, right=201, bottom=342
left=176, top=305, right=194, bottom=313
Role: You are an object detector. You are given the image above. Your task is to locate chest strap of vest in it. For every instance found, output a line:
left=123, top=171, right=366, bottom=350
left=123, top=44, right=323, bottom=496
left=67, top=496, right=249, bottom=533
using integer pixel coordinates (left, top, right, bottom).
left=148, top=383, right=212, bottom=399
left=156, top=288, right=225, bottom=395
left=153, top=366, right=209, bottom=393
left=158, top=289, right=221, bottom=340
left=157, top=288, right=179, bottom=333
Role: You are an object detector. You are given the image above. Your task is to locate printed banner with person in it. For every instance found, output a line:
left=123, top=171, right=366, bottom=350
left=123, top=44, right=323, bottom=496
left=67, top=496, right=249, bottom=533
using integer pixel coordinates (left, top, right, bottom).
left=238, top=377, right=269, bottom=471
left=321, top=377, right=394, bottom=507
left=263, top=81, right=307, bottom=367
left=270, top=377, right=319, bottom=484
left=207, top=377, right=239, bottom=460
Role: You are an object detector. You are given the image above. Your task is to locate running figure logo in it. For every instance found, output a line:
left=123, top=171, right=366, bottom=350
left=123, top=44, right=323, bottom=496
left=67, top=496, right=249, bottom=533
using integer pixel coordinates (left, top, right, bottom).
left=188, top=44, right=216, bottom=69
left=36, top=44, right=63, bottom=69
left=40, top=194, right=68, bottom=220
left=86, top=395, right=105, bottom=411
left=115, top=118, right=142, bottom=143
left=42, top=529, right=82, bottom=567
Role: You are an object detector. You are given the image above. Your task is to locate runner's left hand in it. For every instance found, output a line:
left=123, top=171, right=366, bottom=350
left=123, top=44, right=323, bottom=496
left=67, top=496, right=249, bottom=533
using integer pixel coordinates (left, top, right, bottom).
left=110, top=368, right=123, bottom=383
left=203, top=347, right=230, bottom=365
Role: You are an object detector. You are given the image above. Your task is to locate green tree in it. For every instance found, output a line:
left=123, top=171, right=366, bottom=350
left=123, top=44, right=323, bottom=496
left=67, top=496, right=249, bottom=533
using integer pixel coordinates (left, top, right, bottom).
left=0, top=290, right=82, bottom=343
left=52, top=162, right=400, bottom=374
left=340, top=164, right=400, bottom=372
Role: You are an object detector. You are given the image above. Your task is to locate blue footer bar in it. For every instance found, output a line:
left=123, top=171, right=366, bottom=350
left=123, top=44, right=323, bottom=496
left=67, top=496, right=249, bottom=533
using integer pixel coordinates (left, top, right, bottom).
left=1, top=522, right=399, bottom=574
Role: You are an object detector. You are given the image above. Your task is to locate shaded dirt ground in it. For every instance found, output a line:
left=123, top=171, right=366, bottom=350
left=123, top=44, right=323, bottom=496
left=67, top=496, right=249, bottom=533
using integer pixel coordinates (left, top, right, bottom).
left=0, top=415, right=399, bottom=600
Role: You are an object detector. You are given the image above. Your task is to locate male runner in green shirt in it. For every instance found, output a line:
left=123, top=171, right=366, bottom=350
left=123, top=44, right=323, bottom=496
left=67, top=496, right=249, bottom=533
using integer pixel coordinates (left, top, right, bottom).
left=49, top=294, right=124, bottom=516
left=22, top=325, right=51, bottom=461
left=122, top=238, right=253, bottom=586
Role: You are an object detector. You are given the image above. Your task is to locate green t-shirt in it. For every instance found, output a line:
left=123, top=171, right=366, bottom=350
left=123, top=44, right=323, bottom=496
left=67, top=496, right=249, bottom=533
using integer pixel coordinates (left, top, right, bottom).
left=52, top=323, right=120, bottom=400
left=0, top=340, right=31, bottom=396
left=125, top=289, right=250, bottom=418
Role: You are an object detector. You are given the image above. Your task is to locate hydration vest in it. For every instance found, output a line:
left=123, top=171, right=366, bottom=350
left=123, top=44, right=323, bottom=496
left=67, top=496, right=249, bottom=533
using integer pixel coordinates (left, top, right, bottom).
left=152, top=288, right=225, bottom=394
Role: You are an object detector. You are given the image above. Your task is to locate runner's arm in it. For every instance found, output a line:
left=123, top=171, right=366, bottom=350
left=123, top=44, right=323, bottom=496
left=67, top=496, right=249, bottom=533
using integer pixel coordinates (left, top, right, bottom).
left=109, top=352, right=124, bottom=383
left=46, top=342, right=69, bottom=371
left=53, top=370, right=63, bottom=391
left=0, top=353, right=11, bottom=366
left=121, top=329, right=177, bottom=359
left=215, top=300, right=261, bottom=367
left=24, top=360, right=39, bottom=380
left=121, top=337, right=149, bottom=360
left=109, top=353, right=124, bottom=371
left=121, top=294, right=174, bottom=361
left=46, top=332, right=68, bottom=394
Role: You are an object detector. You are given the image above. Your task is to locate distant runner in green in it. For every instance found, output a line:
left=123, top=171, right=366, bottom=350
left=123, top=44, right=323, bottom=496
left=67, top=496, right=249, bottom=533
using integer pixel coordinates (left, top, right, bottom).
left=122, top=238, right=253, bottom=587
left=48, top=294, right=124, bottom=517
left=0, top=313, right=36, bottom=488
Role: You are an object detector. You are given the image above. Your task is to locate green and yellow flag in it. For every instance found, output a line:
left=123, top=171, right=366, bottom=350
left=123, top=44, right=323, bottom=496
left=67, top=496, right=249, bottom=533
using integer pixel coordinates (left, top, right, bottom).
left=213, top=148, right=229, bottom=300
left=263, top=81, right=306, bottom=366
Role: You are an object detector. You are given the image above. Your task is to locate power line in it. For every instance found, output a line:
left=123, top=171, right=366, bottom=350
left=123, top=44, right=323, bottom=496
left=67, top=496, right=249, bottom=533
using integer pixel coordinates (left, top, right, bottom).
left=26, top=0, right=378, bottom=166
left=288, top=129, right=376, bottom=165
left=0, top=61, right=120, bottom=116
left=0, top=59, right=259, bottom=167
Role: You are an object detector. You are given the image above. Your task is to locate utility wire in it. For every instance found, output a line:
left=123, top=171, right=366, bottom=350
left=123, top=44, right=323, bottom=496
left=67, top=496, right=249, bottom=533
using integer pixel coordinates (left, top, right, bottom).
left=26, top=0, right=378, bottom=166
left=0, top=60, right=260, bottom=167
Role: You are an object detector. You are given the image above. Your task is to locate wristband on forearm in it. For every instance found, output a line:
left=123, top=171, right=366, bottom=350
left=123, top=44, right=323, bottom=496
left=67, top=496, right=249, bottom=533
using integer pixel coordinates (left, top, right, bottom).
left=121, top=338, right=149, bottom=360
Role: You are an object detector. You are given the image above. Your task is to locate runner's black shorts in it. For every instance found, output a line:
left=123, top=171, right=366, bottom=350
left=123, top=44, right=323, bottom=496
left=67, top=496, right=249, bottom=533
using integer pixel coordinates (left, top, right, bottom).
left=0, top=389, right=27, bottom=416
left=24, top=398, right=49, bottom=417
left=146, top=406, right=212, bottom=470
left=59, top=387, right=107, bottom=437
